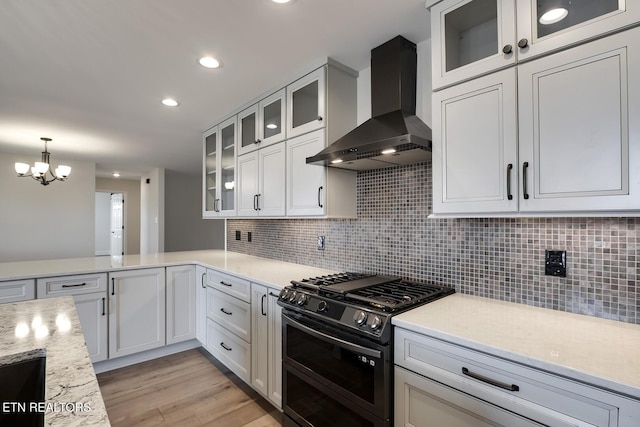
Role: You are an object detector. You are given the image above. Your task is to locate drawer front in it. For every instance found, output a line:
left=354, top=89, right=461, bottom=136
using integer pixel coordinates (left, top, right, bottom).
left=206, top=268, right=250, bottom=302
left=37, top=273, right=108, bottom=297
left=0, top=279, right=35, bottom=304
left=206, top=287, right=251, bottom=342
left=395, top=329, right=617, bottom=427
left=206, top=318, right=250, bottom=382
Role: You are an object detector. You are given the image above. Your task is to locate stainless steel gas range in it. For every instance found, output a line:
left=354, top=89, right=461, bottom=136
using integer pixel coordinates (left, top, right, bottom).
left=278, top=273, right=454, bottom=427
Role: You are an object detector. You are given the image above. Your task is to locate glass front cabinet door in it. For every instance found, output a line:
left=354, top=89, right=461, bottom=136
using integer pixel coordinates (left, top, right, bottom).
left=431, top=0, right=517, bottom=90
left=202, top=117, right=236, bottom=218
left=238, top=89, right=286, bottom=157
left=286, top=67, right=326, bottom=138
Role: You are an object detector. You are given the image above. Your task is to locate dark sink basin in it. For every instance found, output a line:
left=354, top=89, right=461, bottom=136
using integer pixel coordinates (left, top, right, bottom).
left=0, top=349, right=46, bottom=427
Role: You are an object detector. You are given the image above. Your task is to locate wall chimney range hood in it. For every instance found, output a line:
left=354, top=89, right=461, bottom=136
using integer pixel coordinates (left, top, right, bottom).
left=306, top=36, right=432, bottom=170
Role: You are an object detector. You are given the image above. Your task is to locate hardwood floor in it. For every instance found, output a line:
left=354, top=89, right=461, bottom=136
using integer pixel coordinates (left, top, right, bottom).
left=97, top=348, right=282, bottom=427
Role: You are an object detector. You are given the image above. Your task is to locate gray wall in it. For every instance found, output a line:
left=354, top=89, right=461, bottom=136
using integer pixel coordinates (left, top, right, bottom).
left=0, top=151, right=95, bottom=261
left=96, top=177, right=141, bottom=255
left=165, top=170, right=225, bottom=252
left=141, top=169, right=165, bottom=255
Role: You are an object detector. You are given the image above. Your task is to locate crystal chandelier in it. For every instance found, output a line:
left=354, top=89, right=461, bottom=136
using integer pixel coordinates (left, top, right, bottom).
left=15, top=137, right=71, bottom=185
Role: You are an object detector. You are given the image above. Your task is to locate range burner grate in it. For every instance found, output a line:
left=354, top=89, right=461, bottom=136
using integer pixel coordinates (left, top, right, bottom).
left=346, top=280, right=450, bottom=312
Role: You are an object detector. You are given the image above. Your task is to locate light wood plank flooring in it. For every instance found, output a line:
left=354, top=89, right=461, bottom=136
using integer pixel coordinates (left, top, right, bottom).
left=97, top=348, right=282, bottom=427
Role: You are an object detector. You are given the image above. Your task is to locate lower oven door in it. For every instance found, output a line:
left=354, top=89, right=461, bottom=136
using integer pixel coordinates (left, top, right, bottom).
left=282, top=310, right=391, bottom=426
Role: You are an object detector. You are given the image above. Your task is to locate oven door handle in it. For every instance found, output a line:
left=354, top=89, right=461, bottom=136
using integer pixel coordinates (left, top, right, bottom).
left=283, top=313, right=381, bottom=359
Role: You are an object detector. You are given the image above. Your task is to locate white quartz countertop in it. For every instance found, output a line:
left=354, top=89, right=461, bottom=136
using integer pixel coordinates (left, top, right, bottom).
left=393, top=293, right=640, bottom=399
left=0, top=250, right=336, bottom=290
left=0, top=297, right=109, bottom=426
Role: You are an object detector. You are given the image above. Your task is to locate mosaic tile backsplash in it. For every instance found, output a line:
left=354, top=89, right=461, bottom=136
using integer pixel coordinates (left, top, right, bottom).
left=227, top=162, right=639, bottom=324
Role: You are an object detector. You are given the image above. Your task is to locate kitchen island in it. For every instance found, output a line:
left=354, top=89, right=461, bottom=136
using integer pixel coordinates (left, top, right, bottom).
left=0, top=297, right=109, bottom=426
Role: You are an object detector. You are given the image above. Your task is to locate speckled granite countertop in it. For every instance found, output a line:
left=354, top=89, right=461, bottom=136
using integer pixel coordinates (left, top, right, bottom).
left=0, top=250, right=336, bottom=290
left=393, top=293, right=640, bottom=399
left=0, top=297, right=109, bottom=426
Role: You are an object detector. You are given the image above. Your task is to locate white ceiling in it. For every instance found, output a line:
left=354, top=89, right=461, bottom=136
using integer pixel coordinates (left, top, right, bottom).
left=0, top=0, right=431, bottom=179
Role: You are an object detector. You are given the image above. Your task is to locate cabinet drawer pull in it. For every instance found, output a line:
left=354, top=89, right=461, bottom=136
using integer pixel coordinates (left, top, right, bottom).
left=502, top=44, right=513, bottom=54
left=111, top=278, right=115, bottom=296
left=518, top=38, right=529, bottom=49
left=317, top=186, right=323, bottom=208
left=506, top=163, right=513, bottom=201
left=522, top=161, right=529, bottom=200
left=201, top=272, right=207, bottom=289
left=462, top=367, right=519, bottom=392
left=102, top=297, right=106, bottom=316
left=220, top=342, right=232, bottom=351
left=220, top=281, right=232, bottom=287
left=62, top=282, right=87, bottom=288
left=220, top=308, right=233, bottom=316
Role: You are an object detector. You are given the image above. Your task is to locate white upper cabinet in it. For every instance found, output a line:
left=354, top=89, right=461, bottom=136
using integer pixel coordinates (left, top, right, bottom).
left=517, top=27, right=640, bottom=213
left=430, top=0, right=640, bottom=90
left=431, top=0, right=517, bottom=90
left=433, top=68, right=518, bottom=214
left=433, top=26, right=640, bottom=215
left=202, top=116, right=237, bottom=217
left=237, top=89, right=286, bottom=157
left=286, top=67, right=326, bottom=138
left=237, top=142, right=285, bottom=217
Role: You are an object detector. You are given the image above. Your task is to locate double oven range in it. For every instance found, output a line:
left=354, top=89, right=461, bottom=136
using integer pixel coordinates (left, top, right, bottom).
left=278, top=273, right=454, bottom=427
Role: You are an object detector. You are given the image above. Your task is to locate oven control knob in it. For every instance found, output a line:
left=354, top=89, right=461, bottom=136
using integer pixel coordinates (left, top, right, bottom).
left=370, top=316, right=382, bottom=330
left=288, top=291, right=297, bottom=303
left=296, top=293, right=308, bottom=306
left=317, top=300, right=328, bottom=312
left=354, top=311, right=368, bottom=326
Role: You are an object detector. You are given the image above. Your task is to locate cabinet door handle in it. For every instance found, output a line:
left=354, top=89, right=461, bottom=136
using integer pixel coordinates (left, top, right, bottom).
left=317, top=115, right=323, bottom=122
left=257, top=194, right=261, bottom=211
left=268, top=292, right=279, bottom=297
left=220, top=308, right=232, bottom=316
left=220, top=281, right=232, bottom=287
left=220, top=342, right=232, bottom=351
left=255, top=139, right=261, bottom=144
left=502, top=44, right=513, bottom=54
left=261, top=294, right=267, bottom=316
left=201, top=272, right=206, bottom=289
left=522, top=162, right=530, bottom=200
left=62, top=282, right=86, bottom=288
left=102, top=297, right=106, bottom=316
left=506, top=164, right=513, bottom=201
left=518, top=38, right=529, bottom=49
left=253, top=194, right=258, bottom=211
left=111, top=277, right=115, bottom=296
left=462, top=367, right=519, bottom=392
left=317, top=186, right=323, bottom=208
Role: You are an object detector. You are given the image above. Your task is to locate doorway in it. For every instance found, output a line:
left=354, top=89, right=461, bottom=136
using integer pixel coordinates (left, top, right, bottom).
left=95, top=192, right=125, bottom=257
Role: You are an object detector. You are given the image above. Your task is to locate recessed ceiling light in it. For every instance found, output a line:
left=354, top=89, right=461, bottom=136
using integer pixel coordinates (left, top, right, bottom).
left=539, top=7, right=568, bottom=25
left=272, top=0, right=294, bottom=4
left=113, top=172, right=120, bottom=178
left=266, top=123, right=278, bottom=129
left=162, top=98, right=179, bottom=107
left=199, top=56, right=221, bottom=69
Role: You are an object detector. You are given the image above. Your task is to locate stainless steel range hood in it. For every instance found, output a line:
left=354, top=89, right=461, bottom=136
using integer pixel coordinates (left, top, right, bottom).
left=306, top=36, right=432, bottom=171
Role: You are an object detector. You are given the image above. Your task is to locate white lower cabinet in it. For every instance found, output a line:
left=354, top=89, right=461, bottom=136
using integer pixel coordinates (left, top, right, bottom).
left=206, top=318, right=250, bottom=382
left=0, top=279, right=35, bottom=304
left=395, top=328, right=639, bottom=427
left=195, top=265, right=207, bottom=346
left=251, top=284, right=282, bottom=408
left=37, top=273, right=108, bottom=363
left=166, top=265, right=196, bottom=345
left=108, top=268, right=166, bottom=358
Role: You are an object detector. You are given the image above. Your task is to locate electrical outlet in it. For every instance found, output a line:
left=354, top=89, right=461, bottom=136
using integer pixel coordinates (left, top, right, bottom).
left=235, top=230, right=241, bottom=241
left=248, top=231, right=252, bottom=242
left=545, top=250, right=566, bottom=277
left=317, top=236, right=325, bottom=251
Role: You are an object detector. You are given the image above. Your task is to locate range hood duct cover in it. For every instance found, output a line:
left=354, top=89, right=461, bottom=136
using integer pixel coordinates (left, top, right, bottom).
left=306, top=36, right=432, bottom=171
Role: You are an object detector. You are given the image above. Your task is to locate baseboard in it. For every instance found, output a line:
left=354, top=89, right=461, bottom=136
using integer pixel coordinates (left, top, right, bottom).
left=93, top=339, right=202, bottom=374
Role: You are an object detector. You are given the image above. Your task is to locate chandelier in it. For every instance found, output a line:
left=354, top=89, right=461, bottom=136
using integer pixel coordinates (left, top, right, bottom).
left=15, top=137, right=71, bottom=185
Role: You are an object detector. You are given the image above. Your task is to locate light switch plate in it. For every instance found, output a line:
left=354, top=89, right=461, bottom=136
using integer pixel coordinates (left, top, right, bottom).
left=317, top=236, right=325, bottom=251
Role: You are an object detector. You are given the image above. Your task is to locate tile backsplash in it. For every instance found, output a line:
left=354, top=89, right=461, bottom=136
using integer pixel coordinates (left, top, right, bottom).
left=227, top=162, right=639, bottom=324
